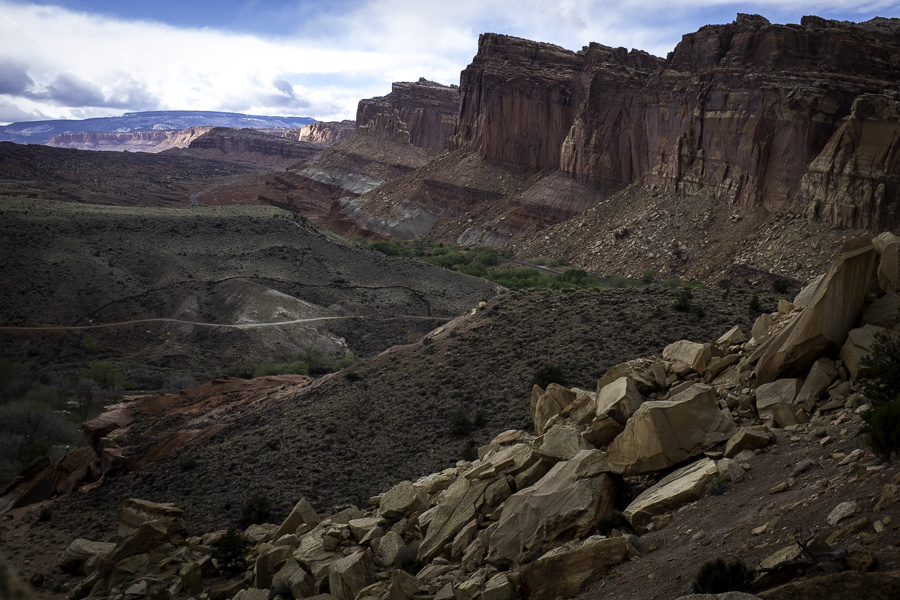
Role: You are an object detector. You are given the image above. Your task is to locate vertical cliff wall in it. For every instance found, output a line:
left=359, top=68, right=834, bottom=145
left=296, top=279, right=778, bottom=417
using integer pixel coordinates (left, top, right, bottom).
left=451, top=16, right=900, bottom=230
left=356, top=79, right=459, bottom=152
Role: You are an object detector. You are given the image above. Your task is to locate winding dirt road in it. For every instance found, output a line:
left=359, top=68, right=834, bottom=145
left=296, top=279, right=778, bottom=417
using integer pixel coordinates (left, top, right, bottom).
left=0, top=314, right=452, bottom=333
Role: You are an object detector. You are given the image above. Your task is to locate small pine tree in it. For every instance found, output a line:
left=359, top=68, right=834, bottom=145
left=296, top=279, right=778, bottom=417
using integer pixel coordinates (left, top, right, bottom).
left=212, top=528, right=249, bottom=575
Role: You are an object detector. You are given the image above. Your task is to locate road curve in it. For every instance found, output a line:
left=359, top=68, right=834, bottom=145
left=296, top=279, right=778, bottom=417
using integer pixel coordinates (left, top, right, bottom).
left=0, top=314, right=453, bottom=332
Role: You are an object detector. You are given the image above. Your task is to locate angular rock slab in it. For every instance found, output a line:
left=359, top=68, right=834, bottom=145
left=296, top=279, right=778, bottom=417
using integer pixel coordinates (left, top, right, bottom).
left=663, top=340, right=712, bottom=374
left=755, top=236, right=876, bottom=383
left=603, top=384, right=735, bottom=476
left=118, top=498, right=185, bottom=540
left=874, top=231, right=900, bottom=295
left=417, top=475, right=492, bottom=562
left=623, top=458, right=719, bottom=533
left=486, top=450, right=619, bottom=567
left=595, top=376, right=645, bottom=426
left=508, top=536, right=636, bottom=600
left=327, top=550, right=375, bottom=600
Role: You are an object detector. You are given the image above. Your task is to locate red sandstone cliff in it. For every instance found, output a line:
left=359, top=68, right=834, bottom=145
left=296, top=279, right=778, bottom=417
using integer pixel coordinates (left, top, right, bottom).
left=450, top=15, right=900, bottom=230
left=356, top=78, right=459, bottom=152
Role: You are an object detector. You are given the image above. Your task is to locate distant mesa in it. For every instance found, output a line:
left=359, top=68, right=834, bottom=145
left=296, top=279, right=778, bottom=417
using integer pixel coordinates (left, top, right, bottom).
left=0, top=110, right=317, bottom=145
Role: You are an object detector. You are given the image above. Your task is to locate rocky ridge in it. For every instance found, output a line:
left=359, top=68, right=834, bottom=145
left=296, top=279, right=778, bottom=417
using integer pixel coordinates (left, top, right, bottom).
left=8, top=234, right=900, bottom=599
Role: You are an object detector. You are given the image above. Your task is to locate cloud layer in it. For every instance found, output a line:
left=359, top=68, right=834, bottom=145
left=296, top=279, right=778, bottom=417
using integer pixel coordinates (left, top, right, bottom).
left=0, top=0, right=897, bottom=124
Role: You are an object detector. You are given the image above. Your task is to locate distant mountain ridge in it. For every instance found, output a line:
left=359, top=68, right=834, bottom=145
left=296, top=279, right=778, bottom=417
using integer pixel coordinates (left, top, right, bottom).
left=0, top=110, right=317, bottom=145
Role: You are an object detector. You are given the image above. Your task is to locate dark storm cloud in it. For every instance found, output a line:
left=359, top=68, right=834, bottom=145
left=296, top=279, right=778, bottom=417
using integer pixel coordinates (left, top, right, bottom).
left=0, top=61, right=34, bottom=95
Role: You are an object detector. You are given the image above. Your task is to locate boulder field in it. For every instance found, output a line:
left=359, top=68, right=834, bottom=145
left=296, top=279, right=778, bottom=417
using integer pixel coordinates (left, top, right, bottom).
left=36, top=234, right=900, bottom=599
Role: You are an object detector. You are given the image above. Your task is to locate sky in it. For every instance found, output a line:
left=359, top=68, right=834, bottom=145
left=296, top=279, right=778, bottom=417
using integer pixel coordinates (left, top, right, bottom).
left=1, top=0, right=898, bottom=124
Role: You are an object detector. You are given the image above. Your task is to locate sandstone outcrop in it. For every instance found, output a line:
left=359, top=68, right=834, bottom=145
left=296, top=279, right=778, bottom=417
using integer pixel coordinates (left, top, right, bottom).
left=188, top=127, right=325, bottom=165
left=357, top=79, right=459, bottom=152
left=47, top=127, right=213, bottom=153
left=603, top=384, right=735, bottom=475
left=754, top=236, right=876, bottom=383
left=288, top=121, right=356, bottom=146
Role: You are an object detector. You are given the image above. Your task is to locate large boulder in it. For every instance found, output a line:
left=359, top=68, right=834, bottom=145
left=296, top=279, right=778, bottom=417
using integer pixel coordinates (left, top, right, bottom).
left=795, top=358, right=837, bottom=412
left=862, top=293, right=900, bottom=328
left=663, top=340, right=712, bottom=374
left=417, top=476, right=491, bottom=562
left=58, top=539, right=117, bottom=575
left=623, top=458, right=719, bottom=533
left=603, top=384, right=735, bottom=475
left=379, top=481, right=428, bottom=520
left=486, top=450, right=619, bottom=567
left=595, top=376, right=645, bottom=426
left=118, top=498, right=185, bottom=540
left=755, top=379, right=803, bottom=421
left=754, top=236, right=876, bottom=383
left=275, top=498, right=320, bottom=539
left=533, top=384, right=577, bottom=434
left=535, top=423, right=593, bottom=461
left=840, top=325, right=894, bottom=380
left=327, top=550, right=375, bottom=600
left=873, top=231, right=900, bottom=294
left=508, top=536, right=636, bottom=600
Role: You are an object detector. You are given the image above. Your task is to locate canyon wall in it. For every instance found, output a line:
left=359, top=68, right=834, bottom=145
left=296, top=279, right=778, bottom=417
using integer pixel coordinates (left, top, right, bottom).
left=188, top=127, right=325, bottom=165
left=451, top=15, right=900, bottom=230
left=356, top=78, right=459, bottom=152
left=46, top=127, right=214, bottom=153
left=285, top=121, right=356, bottom=145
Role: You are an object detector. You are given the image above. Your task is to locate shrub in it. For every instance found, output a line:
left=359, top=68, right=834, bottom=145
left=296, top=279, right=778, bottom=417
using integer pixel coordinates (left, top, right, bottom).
left=449, top=407, right=472, bottom=436
left=673, top=289, right=693, bottom=312
left=609, top=275, right=628, bottom=289
left=595, top=510, right=632, bottom=536
left=641, top=269, right=656, bottom=284
left=748, top=294, right=761, bottom=312
left=178, top=455, right=198, bottom=471
left=661, top=278, right=682, bottom=288
left=38, top=507, right=52, bottom=522
left=460, top=439, right=477, bottom=462
left=707, top=473, right=729, bottom=496
left=695, top=306, right=706, bottom=320
left=474, top=409, right=487, bottom=427
left=864, top=394, right=900, bottom=459
left=344, top=371, right=361, bottom=382
left=531, top=363, right=564, bottom=388
left=240, top=492, right=272, bottom=527
left=772, top=278, right=792, bottom=294
left=861, top=332, right=900, bottom=408
left=692, top=558, right=752, bottom=593
left=212, top=528, right=249, bottom=575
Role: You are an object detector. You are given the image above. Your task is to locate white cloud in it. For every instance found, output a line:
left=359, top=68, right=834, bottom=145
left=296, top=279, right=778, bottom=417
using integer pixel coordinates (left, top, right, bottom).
left=0, top=0, right=896, bottom=123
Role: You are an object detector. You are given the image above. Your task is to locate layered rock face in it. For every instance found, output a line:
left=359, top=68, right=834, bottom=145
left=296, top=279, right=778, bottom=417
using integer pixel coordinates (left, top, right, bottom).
left=46, top=127, right=214, bottom=153
left=188, top=128, right=325, bottom=165
left=356, top=78, right=459, bottom=152
left=286, top=121, right=355, bottom=145
left=452, top=16, right=900, bottom=229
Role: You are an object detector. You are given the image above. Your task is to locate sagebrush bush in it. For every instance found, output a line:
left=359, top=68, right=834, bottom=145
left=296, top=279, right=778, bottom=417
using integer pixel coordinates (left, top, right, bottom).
left=772, top=278, right=791, bottom=294
left=673, top=289, right=693, bottom=312
left=532, top=363, right=564, bottom=388
left=748, top=294, right=761, bottom=312
left=449, top=406, right=472, bottom=436
left=460, top=439, right=477, bottom=462
left=692, top=558, right=752, bottom=593
left=240, top=492, right=272, bottom=527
